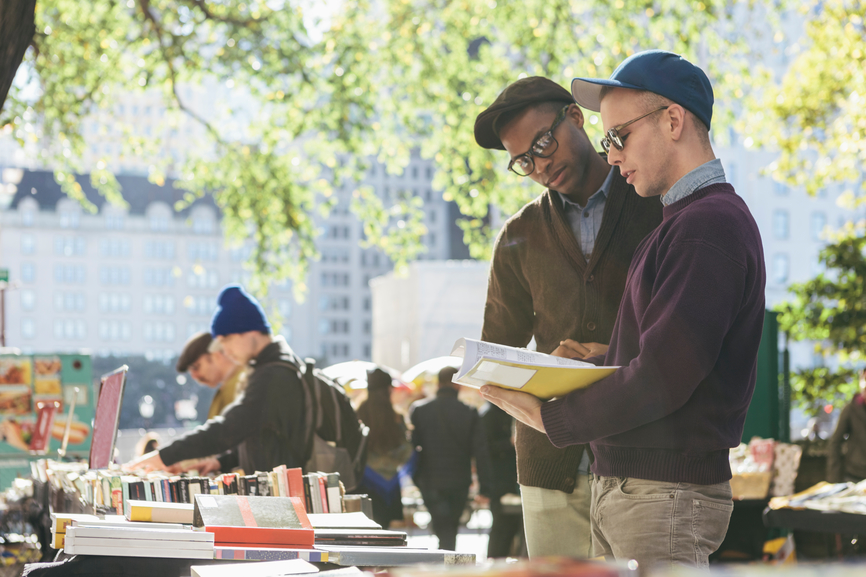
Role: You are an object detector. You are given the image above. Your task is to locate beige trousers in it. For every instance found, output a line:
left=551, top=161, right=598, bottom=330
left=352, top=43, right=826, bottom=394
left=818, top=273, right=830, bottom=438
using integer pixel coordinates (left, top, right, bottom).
left=520, top=473, right=592, bottom=558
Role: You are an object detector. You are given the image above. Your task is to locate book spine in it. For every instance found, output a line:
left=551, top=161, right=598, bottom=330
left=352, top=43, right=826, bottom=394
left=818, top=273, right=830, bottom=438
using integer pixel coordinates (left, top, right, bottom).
left=318, top=475, right=329, bottom=513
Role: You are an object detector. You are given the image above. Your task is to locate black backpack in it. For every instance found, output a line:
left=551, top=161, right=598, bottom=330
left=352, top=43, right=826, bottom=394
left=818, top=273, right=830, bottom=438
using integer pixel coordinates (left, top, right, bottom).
left=285, top=357, right=369, bottom=491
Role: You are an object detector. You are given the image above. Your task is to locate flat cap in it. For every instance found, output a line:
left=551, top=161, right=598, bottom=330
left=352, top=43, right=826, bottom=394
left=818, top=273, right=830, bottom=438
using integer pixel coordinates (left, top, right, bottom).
left=176, top=331, right=212, bottom=373
left=474, top=76, right=575, bottom=150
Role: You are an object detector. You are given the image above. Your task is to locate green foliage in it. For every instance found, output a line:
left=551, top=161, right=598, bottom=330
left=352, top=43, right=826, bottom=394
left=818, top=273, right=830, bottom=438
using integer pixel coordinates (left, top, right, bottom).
left=742, top=0, right=866, bottom=200
left=3, top=0, right=784, bottom=297
left=777, top=224, right=866, bottom=413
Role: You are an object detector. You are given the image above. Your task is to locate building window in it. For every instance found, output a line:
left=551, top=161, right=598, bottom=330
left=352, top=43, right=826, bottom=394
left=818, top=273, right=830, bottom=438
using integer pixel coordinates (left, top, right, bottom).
left=143, top=321, right=176, bottom=342
left=811, top=212, right=827, bottom=241
left=321, top=272, right=350, bottom=287
left=772, top=254, right=789, bottom=285
left=98, top=320, right=132, bottom=341
left=187, top=268, right=219, bottom=289
left=20, top=234, right=35, bottom=255
left=100, top=239, right=132, bottom=257
left=98, top=292, right=131, bottom=313
left=21, top=210, right=35, bottom=227
left=59, top=210, right=80, bottom=229
left=144, top=294, right=176, bottom=315
left=20, top=290, right=35, bottom=311
left=21, top=318, right=35, bottom=339
left=54, top=265, right=86, bottom=284
left=54, top=236, right=86, bottom=256
left=185, top=295, right=215, bottom=316
left=54, top=292, right=86, bottom=312
left=21, top=263, right=35, bottom=283
left=54, top=319, right=86, bottom=340
left=773, top=181, right=789, bottom=196
left=772, top=210, right=789, bottom=240
left=149, top=215, right=170, bottom=231
left=144, top=267, right=177, bottom=287
left=188, top=241, right=219, bottom=261
left=105, top=214, right=125, bottom=229
left=99, top=266, right=131, bottom=285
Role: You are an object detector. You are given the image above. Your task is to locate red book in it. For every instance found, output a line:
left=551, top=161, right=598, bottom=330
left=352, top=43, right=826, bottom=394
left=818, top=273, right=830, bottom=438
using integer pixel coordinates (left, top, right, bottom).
left=317, top=475, right=329, bottom=513
left=287, top=468, right=305, bottom=503
left=204, top=525, right=314, bottom=548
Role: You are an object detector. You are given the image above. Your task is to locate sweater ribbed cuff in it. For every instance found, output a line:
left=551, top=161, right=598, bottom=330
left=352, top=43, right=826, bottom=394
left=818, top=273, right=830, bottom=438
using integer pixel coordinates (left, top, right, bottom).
left=540, top=397, right=577, bottom=449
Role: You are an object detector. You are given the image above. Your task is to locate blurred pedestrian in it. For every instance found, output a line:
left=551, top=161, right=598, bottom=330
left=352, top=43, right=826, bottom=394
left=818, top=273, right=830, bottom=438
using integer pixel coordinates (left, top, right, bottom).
left=827, top=368, right=866, bottom=483
left=410, top=367, right=492, bottom=550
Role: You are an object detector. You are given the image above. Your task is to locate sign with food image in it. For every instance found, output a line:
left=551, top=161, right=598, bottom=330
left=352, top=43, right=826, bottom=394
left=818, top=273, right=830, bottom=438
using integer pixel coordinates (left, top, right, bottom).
left=33, top=356, right=63, bottom=397
left=0, top=354, right=94, bottom=458
left=0, top=357, right=32, bottom=387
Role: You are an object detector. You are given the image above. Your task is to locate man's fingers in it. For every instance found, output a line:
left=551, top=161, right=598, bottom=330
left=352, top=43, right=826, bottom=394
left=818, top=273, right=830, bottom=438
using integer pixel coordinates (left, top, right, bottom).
left=561, top=339, right=590, bottom=357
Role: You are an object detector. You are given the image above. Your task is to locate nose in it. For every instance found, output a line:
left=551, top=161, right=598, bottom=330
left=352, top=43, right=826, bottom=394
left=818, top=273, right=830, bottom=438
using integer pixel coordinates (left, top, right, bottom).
left=606, top=146, right=623, bottom=166
left=534, top=154, right=554, bottom=175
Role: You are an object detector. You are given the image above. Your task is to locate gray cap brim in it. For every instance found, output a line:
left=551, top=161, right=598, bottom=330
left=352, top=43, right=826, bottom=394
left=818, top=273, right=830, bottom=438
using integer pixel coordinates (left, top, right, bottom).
left=571, top=78, right=644, bottom=112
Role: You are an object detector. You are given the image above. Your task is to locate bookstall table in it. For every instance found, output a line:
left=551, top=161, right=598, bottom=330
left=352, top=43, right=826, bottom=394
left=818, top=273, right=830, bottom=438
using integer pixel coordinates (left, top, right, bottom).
left=763, top=506, right=866, bottom=534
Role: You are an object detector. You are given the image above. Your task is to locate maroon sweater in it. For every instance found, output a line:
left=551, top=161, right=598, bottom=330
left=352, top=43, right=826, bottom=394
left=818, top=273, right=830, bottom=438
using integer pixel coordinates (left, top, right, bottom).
left=541, top=184, right=766, bottom=485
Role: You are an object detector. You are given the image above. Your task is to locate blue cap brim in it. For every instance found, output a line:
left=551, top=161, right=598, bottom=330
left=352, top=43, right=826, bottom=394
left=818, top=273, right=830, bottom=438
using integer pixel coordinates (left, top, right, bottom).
left=571, top=77, right=645, bottom=112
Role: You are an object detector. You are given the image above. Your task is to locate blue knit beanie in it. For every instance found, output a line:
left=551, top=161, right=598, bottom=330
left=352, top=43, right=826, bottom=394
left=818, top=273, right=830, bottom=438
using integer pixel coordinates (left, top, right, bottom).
left=210, top=285, right=271, bottom=337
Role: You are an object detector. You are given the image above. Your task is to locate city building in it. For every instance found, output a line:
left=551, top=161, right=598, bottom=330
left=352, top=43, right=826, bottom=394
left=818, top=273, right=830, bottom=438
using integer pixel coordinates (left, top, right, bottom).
left=0, top=156, right=466, bottom=364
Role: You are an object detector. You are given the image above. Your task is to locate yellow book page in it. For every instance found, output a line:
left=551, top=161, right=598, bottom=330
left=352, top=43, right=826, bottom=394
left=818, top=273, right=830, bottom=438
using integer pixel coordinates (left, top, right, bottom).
left=458, top=360, right=617, bottom=400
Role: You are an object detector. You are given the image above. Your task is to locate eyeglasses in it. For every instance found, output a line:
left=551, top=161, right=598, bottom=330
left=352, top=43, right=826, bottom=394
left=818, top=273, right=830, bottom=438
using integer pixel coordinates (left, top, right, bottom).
left=600, top=106, right=669, bottom=153
left=508, top=105, right=571, bottom=177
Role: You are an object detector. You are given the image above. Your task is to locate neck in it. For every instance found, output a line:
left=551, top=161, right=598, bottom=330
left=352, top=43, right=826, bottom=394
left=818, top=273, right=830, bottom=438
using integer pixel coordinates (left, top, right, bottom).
left=249, top=333, right=273, bottom=361
left=561, top=152, right=610, bottom=206
left=666, top=149, right=716, bottom=192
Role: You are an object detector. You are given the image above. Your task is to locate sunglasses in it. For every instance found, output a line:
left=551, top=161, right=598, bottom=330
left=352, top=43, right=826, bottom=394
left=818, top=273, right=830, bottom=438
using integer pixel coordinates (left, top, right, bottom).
left=600, top=106, right=669, bottom=153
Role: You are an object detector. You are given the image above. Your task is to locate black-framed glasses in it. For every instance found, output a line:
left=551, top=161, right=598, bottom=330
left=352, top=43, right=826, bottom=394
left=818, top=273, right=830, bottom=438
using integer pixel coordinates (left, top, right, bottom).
left=600, top=106, right=669, bottom=153
left=507, top=105, right=571, bottom=177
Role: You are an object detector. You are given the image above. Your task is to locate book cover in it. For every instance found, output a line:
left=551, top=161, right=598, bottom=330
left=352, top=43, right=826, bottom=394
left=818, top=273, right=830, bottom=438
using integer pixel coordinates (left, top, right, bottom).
left=317, top=545, right=475, bottom=566
left=71, top=518, right=186, bottom=531
left=190, top=558, right=318, bottom=577
left=203, top=525, right=314, bottom=548
left=306, top=512, right=380, bottom=530
left=193, top=494, right=312, bottom=531
left=66, top=535, right=214, bottom=551
left=64, top=543, right=214, bottom=559
left=451, top=337, right=618, bottom=400
left=325, top=473, right=341, bottom=514
left=51, top=513, right=99, bottom=535
left=286, top=468, right=305, bottom=501
left=127, top=500, right=195, bottom=524
left=257, top=472, right=271, bottom=496
left=66, top=525, right=213, bottom=542
left=213, top=546, right=328, bottom=562
left=317, top=475, right=329, bottom=513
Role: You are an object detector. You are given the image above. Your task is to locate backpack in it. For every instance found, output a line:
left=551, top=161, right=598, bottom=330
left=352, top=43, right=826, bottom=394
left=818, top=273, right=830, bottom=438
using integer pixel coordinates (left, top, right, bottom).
left=289, top=357, right=369, bottom=491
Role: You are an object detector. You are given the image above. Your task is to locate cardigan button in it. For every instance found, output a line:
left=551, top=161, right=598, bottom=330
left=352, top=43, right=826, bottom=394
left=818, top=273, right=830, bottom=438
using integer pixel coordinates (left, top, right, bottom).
left=587, top=322, right=596, bottom=331
left=587, top=274, right=595, bottom=282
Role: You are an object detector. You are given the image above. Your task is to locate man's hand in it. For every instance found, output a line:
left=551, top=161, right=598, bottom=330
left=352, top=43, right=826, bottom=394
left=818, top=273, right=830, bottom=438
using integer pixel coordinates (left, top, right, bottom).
left=551, top=339, right=609, bottom=359
left=123, top=450, right=167, bottom=473
left=480, top=386, right=545, bottom=434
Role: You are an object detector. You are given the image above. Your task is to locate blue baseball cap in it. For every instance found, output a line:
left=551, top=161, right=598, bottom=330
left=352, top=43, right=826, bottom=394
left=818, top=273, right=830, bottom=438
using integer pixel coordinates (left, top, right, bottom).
left=571, top=50, right=714, bottom=130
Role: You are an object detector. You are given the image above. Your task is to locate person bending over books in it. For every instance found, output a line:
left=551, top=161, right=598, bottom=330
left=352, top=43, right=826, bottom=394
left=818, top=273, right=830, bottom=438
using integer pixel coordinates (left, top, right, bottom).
left=480, top=51, right=766, bottom=569
left=126, top=284, right=308, bottom=476
left=177, top=331, right=245, bottom=420
left=474, top=76, right=661, bottom=557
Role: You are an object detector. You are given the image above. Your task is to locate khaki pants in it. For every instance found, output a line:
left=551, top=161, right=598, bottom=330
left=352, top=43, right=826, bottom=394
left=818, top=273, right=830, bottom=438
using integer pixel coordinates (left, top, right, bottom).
left=590, top=475, right=733, bottom=569
left=520, top=474, right=592, bottom=558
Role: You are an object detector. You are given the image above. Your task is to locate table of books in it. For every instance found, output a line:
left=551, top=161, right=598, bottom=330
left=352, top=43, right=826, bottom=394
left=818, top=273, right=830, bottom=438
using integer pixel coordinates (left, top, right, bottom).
left=22, top=460, right=475, bottom=577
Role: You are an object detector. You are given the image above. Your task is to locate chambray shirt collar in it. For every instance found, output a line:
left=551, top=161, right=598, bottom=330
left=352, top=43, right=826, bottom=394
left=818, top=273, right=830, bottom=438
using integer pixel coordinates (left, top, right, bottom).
left=661, top=158, right=727, bottom=206
left=557, top=165, right=614, bottom=209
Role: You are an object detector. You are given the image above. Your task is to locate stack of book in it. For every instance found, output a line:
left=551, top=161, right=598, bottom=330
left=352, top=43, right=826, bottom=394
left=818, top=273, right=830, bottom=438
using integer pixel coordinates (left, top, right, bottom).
left=63, top=524, right=214, bottom=559
left=193, top=494, right=316, bottom=550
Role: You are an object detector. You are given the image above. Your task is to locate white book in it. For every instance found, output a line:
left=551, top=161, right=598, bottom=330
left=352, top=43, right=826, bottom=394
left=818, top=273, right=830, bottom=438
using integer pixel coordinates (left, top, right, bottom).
left=66, top=525, right=213, bottom=542
left=66, top=535, right=214, bottom=551
left=190, top=558, right=318, bottom=577
left=307, top=513, right=380, bottom=530
left=64, top=543, right=213, bottom=559
left=71, top=518, right=185, bottom=531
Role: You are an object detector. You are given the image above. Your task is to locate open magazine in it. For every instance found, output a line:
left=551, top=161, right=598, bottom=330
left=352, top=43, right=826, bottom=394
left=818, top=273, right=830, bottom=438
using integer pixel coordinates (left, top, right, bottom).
left=450, top=338, right=618, bottom=400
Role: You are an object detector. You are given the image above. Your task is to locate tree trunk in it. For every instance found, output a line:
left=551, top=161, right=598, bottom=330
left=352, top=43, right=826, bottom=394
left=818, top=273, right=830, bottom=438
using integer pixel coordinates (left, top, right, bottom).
left=0, top=0, right=37, bottom=116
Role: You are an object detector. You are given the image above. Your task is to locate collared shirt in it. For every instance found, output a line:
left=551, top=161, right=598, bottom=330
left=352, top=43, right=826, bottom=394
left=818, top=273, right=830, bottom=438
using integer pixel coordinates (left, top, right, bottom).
left=556, top=167, right=615, bottom=260
left=662, top=158, right=727, bottom=206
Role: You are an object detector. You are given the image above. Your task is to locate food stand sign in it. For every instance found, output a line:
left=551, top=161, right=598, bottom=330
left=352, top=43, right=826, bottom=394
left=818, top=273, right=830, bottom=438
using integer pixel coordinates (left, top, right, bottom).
left=0, top=269, right=8, bottom=282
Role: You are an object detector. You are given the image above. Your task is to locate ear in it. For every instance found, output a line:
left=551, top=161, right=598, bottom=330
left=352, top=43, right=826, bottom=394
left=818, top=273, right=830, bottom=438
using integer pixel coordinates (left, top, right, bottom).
left=567, top=103, right=585, bottom=129
left=666, top=104, right=686, bottom=141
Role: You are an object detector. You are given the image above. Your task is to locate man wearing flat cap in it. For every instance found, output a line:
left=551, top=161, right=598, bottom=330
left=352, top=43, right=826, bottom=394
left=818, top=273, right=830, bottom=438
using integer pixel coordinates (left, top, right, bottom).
left=176, top=331, right=244, bottom=420
left=475, top=77, right=662, bottom=558
left=482, top=51, right=766, bottom=568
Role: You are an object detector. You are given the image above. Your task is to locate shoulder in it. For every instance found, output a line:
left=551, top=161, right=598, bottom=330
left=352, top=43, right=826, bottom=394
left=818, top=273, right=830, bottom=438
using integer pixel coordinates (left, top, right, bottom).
left=494, top=193, right=551, bottom=241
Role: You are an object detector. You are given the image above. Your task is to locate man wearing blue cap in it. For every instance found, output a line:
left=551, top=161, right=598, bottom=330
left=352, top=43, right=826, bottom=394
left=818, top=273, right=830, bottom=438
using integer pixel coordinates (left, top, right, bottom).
left=481, top=51, right=766, bottom=568
left=127, top=284, right=309, bottom=475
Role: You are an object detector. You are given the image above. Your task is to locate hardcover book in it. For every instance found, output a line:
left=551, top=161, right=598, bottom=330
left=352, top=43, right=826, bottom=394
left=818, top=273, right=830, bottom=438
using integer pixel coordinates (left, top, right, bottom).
left=192, top=494, right=312, bottom=531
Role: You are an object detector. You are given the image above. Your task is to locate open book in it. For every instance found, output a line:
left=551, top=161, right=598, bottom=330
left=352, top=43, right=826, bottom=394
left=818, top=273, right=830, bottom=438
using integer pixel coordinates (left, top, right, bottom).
left=450, top=338, right=618, bottom=400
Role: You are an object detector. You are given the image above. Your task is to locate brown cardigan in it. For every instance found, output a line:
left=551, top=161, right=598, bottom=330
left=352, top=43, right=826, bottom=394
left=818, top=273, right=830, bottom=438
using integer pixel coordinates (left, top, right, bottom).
left=481, top=167, right=663, bottom=493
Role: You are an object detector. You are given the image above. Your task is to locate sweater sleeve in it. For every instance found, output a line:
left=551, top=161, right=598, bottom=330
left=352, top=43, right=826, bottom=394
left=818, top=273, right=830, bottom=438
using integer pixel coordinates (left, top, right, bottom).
left=827, top=403, right=853, bottom=483
left=481, top=225, right=534, bottom=348
left=159, top=365, right=285, bottom=466
left=541, top=237, right=752, bottom=446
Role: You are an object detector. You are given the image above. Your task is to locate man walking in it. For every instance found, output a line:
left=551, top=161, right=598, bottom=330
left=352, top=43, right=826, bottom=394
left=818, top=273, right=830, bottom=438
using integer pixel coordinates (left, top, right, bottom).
left=481, top=51, right=766, bottom=569
left=410, top=367, right=492, bottom=551
left=474, top=76, right=662, bottom=557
